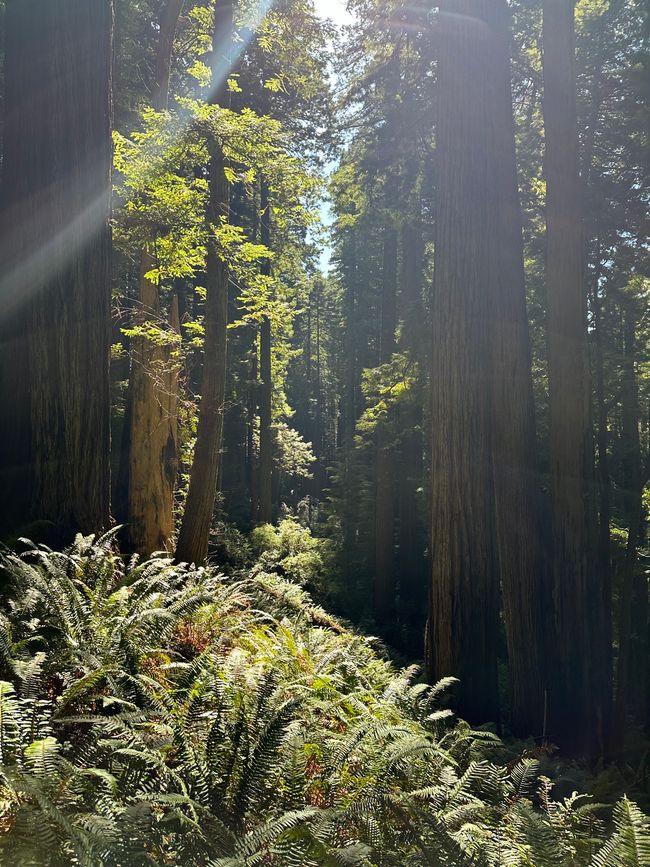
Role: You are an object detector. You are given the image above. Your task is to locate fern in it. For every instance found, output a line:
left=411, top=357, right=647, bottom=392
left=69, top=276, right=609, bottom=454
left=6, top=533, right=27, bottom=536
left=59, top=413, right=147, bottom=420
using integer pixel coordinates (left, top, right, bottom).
left=591, top=798, right=650, bottom=867
left=0, top=538, right=647, bottom=867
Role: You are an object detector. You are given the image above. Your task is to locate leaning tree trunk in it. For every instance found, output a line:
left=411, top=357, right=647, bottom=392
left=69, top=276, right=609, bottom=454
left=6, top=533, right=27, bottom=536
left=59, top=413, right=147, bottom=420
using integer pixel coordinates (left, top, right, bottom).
left=428, top=0, right=502, bottom=726
left=542, top=0, right=601, bottom=756
left=175, top=1, right=232, bottom=564
left=0, top=0, right=113, bottom=544
left=124, top=0, right=185, bottom=555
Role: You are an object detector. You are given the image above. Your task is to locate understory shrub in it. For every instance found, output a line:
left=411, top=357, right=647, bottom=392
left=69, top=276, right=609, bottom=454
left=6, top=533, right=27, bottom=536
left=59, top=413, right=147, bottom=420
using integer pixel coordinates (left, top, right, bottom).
left=249, top=517, right=332, bottom=587
left=0, top=532, right=647, bottom=866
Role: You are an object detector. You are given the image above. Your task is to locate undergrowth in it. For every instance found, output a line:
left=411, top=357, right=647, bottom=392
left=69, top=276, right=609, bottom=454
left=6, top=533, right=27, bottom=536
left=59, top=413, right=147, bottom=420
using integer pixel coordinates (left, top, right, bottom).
left=0, top=531, right=647, bottom=866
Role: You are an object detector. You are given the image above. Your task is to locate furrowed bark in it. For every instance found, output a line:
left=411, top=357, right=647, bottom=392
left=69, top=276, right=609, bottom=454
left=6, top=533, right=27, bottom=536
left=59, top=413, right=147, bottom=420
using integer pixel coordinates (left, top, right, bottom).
left=428, top=0, right=502, bottom=725
left=542, top=0, right=600, bottom=755
left=123, top=0, right=184, bottom=555
left=0, top=0, right=113, bottom=544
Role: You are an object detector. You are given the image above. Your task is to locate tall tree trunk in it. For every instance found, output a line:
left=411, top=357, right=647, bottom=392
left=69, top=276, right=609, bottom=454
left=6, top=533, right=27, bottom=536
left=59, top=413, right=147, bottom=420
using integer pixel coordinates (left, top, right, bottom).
left=429, top=0, right=545, bottom=730
left=582, top=5, right=617, bottom=755
left=248, top=331, right=259, bottom=526
left=0, top=0, right=113, bottom=544
left=374, top=192, right=398, bottom=626
left=341, top=237, right=359, bottom=564
left=487, top=0, right=548, bottom=739
left=428, top=0, right=502, bottom=725
left=591, top=259, right=614, bottom=755
left=125, top=0, right=185, bottom=555
left=542, top=0, right=600, bottom=755
left=397, top=217, right=426, bottom=648
left=175, top=1, right=232, bottom=563
left=613, top=304, right=645, bottom=756
left=256, top=179, right=273, bottom=525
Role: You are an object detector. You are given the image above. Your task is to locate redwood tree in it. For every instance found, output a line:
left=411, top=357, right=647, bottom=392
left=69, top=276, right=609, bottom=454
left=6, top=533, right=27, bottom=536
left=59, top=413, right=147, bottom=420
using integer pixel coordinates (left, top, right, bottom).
left=0, top=0, right=113, bottom=544
left=429, top=0, right=501, bottom=725
left=429, top=0, right=546, bottom=729
left=542, top=0, right=602, bottom=755
left=124, top=0, right=185, bottom=556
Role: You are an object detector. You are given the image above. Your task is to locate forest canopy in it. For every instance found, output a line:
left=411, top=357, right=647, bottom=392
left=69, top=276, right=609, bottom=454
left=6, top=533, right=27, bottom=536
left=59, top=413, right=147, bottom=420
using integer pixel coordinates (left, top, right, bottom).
left=0, top=1, right=648, bottom=864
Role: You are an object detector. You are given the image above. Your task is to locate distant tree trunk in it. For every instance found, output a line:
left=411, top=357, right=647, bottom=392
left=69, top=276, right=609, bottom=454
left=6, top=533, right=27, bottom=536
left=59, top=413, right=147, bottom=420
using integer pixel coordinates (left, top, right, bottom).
left=341, top=237, right=359, bottom=564
left=152, top=0, right=185, bottom=110
left=256, top=179, right=274, bottom=525
left=542, top=0, right=601, bottom=755
left=397, top=217, right=426, bottom=647
left=125, top=0, right=184, bottom=555
left=428, top=0, right=502, bottom=725
left=374, top=189, right=398, bottom=626
left=0, top=0, right=113, bottom=544
left=175, top=1, right=232, bottom=563
left=591, top=260, right=614, bottom=755
left=248, top=331, right=259, bottom=526
left=583, top=7, right=616, bottom=755
left=613, top=304, right=645, bottom=755
left=314, top=278, right=324, bottom=475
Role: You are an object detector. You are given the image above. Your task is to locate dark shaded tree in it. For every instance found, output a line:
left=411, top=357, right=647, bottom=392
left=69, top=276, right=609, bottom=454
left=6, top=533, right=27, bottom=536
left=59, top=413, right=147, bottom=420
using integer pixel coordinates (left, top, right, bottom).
left=0, top=0, right=113, bottom=544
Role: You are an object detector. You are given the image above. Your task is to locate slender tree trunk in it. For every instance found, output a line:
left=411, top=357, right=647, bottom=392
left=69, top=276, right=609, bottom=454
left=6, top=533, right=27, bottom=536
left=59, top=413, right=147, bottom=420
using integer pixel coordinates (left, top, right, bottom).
left=374, top=194, right=398, bottom=625
left=248, top=332, right=259, bottom=526
left=613, top=305, right=645, bottom=755
left=0, top=0, right=113, bottom=544
left=397, top=218, right=426, bottom=646
left=583, top=6, right=617, bottom=755
left=257, top=179, right=274, bottom=525
left=175, top=1, right=232, bottom=563
left=342, top=238, right=359, bottom=564
left=591, top=262, right=614, bottom=755
left=123, top=0, right=184, bottom=555
left=542, top=0, right=600, bottom=755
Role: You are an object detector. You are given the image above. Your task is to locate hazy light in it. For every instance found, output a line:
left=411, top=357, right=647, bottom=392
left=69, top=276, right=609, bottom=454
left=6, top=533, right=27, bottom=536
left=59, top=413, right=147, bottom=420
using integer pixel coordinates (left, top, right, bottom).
left=313, top=0, right=353, bottom=27
left=0, top=1, right=280, bottom=317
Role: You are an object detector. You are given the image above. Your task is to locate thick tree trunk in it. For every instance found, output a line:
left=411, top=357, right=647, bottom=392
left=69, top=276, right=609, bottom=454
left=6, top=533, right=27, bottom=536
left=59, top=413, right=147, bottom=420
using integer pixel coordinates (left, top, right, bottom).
left=257, top=179, right=274, bottom=525
left=542, top=0, right=601, bottom=755
left=428, top=0, right=502, bottom=725
left=429, top=1, right=545, bottom=730
left=0, top=0, right=113, bottom=544
left=123, top=0, right=184, bottom=555
left=127, top=261, right=181, bottom=554
left=487, top=0, right=548, bottom=739
left=175, top=1, right=232, bottom=563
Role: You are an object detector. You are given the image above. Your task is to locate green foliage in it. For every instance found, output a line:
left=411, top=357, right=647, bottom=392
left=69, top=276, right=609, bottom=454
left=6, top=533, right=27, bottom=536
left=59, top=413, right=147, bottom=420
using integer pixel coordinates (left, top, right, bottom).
left=0, top=537, right=646, bottom=865
left=591, top=797, right=650, bottom=867
left=357, top=352, right=419, bottom=438
left=250, top=517, right=327, bottom=585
